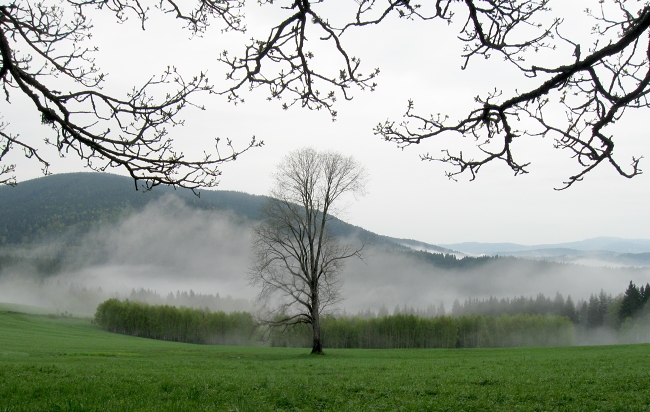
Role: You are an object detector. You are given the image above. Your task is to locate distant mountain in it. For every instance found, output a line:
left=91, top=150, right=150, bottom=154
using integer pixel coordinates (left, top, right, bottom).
left=549, top=238, right=650, bottom=254
left=441, top=239, right=650, bottom=267
left=442, top=238, right=650, bottom=255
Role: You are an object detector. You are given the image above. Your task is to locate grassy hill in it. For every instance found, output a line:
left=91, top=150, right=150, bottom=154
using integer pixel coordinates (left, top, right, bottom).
left=1, top=306, right=649, bottom=411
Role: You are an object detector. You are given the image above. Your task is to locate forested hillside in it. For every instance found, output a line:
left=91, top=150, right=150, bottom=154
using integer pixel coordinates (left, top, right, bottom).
left=0, top=173, right=408, bottom=249
left=0, top=173, right=266, bottom=245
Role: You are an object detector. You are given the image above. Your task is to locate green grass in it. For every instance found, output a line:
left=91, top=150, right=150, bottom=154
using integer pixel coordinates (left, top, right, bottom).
left=1, top=305, right=650, bottom=411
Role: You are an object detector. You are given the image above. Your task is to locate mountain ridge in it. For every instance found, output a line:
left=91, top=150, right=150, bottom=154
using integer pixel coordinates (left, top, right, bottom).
left=1, top=172, right=648, bottom=267
left=0, top=172, right=411, bottom=251
left=441, top=237, right=650, bottom=255
left=441, top=239, right=650, bottom=267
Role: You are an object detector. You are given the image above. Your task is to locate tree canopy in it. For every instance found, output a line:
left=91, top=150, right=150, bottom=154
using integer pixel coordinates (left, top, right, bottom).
left=0, top=1, right=259, bottom=189
left=249, top=148, right=367, bottom=354
left=1, top=0, right=648, bottom=189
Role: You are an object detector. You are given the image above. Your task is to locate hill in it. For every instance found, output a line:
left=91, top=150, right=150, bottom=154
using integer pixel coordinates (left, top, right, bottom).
left=2, top=172, right=649, bottom=317
left=0, top=173, right=399, bottom=246
left=0, top=173, right=646, bottom=273
left=0, top=172, right=446, bottom=276
left=0, top=173, right=266, bottom=245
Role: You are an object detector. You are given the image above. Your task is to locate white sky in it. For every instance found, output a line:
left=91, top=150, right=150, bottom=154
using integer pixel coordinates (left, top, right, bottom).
left=3, top=0, right=649, bottom=245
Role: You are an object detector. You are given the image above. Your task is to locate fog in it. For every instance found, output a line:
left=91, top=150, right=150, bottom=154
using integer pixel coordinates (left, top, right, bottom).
left=342, top=248, right=650, bottom=314
left=1, top=195, right=649, bottom=321
left=0, top=195, right=256, bottom=314
left=69, top=195, right=254, bottom=297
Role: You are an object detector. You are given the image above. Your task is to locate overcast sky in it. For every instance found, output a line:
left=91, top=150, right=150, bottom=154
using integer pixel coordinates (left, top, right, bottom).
left=3, top=0, right=649, bottom=246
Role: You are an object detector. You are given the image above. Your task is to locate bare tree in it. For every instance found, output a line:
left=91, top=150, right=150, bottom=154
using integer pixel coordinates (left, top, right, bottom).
left=218, top=0, right=650, bottom=189
left=0, top=0, right=258, bottom=190
left=249, top=148, right=366, bottom=354
left=375, top=1, right=650, bottom=189
left=4, top=1, right=648, bottom=189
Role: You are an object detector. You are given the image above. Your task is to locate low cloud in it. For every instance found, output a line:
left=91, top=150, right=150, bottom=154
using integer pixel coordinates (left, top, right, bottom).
left=0, top=195, right=257, bottom=314
left=342, top=248, right=650, bottom=314
left=2, top=195, right=649, bottom=320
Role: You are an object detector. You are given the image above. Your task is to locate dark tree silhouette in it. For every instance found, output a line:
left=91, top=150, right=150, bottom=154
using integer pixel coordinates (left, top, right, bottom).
left=373, top=2, right=650, bottom=189
left=249, top=148, right=366, bottom=354
left=620, top=280, right=643, bottom=320
left=3, top=1, right=649, bottom=189
left=0, top=1, right=258, bottom=189
left=218, top=0, right=650, bottom=189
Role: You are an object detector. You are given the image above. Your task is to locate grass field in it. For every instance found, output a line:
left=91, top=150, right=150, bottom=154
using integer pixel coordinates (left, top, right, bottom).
left=1, top=303, right=649, bottom=411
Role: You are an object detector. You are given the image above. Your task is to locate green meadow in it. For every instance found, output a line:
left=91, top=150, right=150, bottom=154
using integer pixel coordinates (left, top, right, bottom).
left=1, top=304, right=649, bottom=411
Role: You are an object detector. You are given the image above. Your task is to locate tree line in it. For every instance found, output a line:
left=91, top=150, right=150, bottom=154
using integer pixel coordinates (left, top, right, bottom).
left=451, top=293, right=578, bottom=320
left=269, top=313, right=575, bottom=349
left=447, top=282, right=650, bottom=344
left=444, top=282, right=649, bottom=325
left=95, top=299, right=575, bottom=349
left=94, top=299, right=258, bottom=346
left=126, top=288, right=251, bottom=313
left=572, top=281, right=650, bottom=343
left=94, top=280, right=650, bottom=348
left=407, top=250, right=500, bottom=270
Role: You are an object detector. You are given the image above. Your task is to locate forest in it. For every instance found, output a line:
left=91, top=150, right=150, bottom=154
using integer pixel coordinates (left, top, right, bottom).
left=94, top=281, right=650, bottom=349
left=451, top=281, right=650, bottom=338
left=94, top=299, right=575, bottom=349
left=270, top=313, right=575, bottom=349
left=0, top=173, right=265, bottom=247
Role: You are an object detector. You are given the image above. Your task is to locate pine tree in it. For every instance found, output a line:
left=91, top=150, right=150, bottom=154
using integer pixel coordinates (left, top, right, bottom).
left=451, top=299, right=462, bottom=317
left=553, top=292, right=565, bottom=316
left=586, top=294, right=602, bottom=328
left=619, top=281, right=642, bottom=320
left=641, top=283, right=650, bottom=306
left=597, top=290, right=611, bottom=325
left=563, top=296, right=577, bottom=323
left=437, top=302, right=446, bottom=317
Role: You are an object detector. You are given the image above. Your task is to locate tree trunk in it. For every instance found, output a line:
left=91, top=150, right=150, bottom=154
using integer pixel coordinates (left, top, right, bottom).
left=311, top=293, right=324, bottom=354
left=311, top=317, right=324, bottom=354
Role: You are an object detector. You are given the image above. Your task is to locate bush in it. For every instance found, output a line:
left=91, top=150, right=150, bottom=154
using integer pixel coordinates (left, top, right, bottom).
left=95, top=299, right=258, bottom=345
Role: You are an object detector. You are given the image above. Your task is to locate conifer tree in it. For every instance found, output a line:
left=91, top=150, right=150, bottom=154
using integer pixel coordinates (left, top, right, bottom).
left=619, top=281, right=643, bottom=321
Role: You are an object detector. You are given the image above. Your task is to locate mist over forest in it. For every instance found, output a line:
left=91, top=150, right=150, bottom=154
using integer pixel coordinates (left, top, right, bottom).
left=0, top=196, right=254, bottom=313
left=1, top=173, right=649, bottom=323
